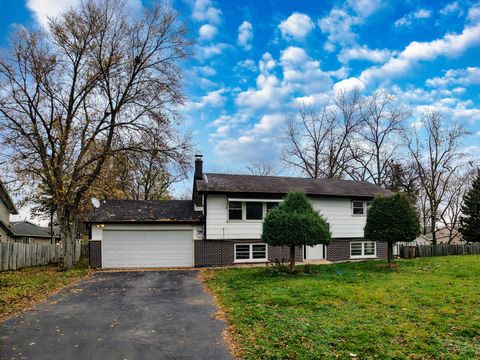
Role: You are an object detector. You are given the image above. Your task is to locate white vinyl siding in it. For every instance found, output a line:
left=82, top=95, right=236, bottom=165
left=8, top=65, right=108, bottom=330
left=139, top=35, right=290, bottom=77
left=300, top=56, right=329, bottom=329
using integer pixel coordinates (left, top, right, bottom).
left=207, top=195, right=370, bottom=239
left=350, top=241, right=376, bottom=259
left=234, top=243, right=267, bottom=262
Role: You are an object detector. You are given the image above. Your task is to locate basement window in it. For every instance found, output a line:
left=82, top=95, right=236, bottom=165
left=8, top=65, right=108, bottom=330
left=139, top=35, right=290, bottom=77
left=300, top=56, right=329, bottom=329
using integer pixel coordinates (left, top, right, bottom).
left=234, top=243, right=267, bottom=262
left=350, top=241, right=376, bottom=258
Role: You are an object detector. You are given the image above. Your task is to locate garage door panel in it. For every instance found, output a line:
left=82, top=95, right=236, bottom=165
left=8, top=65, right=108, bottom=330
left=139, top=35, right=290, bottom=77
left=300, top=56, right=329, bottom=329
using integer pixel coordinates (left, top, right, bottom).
left=102, top=230, right=193, bottom=268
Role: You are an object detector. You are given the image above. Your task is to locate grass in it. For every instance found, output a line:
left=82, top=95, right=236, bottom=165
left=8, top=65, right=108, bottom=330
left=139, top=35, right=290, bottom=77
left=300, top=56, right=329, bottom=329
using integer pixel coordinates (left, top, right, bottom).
left=203, top=255, right=480, bottom=359
left=0, top=259, right=92, bottom=321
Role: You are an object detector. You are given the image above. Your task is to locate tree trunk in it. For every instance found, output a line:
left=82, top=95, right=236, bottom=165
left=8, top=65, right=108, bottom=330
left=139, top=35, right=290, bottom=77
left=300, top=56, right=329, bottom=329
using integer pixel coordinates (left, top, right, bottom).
left=59, top=208, right=77, bottom=270
left=387, top=242, right=393, bottom=268
left=430, top=220, right=437, bottom=245
left=289, top=245, right=296, bottom=274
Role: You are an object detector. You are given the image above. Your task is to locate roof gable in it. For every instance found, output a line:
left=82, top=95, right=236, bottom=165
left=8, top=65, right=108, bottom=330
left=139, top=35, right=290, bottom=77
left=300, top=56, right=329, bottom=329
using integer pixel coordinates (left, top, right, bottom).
left=10, top=221, right=54, bottom=238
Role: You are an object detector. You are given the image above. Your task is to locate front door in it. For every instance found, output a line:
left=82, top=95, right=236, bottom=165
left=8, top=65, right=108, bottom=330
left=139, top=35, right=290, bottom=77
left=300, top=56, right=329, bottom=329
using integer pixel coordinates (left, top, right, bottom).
left=305, top=244, right=325, bottom=260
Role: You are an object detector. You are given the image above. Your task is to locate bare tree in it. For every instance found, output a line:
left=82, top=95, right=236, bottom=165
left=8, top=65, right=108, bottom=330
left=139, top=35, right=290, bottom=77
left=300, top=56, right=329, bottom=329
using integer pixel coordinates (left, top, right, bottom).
left=406, top=111, right=469, bottom=244
left=384, top=161, right=419, bottom=203
left=281, top=91, right=360, bottom=179
left=349, top=90, right=411, bottom=185
left=439, top=170, right=475, bottom=243
left=0, top=0, right=191, bottom=267
left=246, top=159, right=278, bottom=176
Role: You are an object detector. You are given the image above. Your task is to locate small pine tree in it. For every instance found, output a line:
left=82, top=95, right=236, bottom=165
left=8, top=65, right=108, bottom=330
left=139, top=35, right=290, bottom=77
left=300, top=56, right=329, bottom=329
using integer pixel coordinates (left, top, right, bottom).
left=262, top=191, right=331, bottom=273
left=364, top=193, right=420, bottom=267
left=459, top=170, right=480, bottom=243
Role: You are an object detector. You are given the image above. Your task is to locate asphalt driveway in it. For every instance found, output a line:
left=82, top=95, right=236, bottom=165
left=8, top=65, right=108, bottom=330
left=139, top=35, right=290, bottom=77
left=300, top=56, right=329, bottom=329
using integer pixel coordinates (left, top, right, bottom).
left=1, top=271, right=232, bottom=360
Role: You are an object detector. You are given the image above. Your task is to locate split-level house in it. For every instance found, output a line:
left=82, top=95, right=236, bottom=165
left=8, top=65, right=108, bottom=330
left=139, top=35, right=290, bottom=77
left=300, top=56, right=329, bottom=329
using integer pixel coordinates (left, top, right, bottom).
left=86, top=155, right=391, bottom=268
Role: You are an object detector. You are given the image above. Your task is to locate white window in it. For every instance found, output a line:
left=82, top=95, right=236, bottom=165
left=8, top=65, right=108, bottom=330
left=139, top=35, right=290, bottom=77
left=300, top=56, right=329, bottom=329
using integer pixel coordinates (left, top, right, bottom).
left=246, top=202, right=263, bottom=220
left=352, top=201, right=373, bottom=216
left=228, top=200, right=280, bottom=221
left=234, top=243, right=267, bottom=262
left=350, top=241, right=376, bottom=258
left=228, top=201, right=243, bottom=220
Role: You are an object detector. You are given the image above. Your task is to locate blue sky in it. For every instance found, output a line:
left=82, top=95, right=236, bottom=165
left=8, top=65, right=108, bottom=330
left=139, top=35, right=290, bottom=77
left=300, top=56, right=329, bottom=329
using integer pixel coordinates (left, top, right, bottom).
left=1, top=0, right=480, bottom=192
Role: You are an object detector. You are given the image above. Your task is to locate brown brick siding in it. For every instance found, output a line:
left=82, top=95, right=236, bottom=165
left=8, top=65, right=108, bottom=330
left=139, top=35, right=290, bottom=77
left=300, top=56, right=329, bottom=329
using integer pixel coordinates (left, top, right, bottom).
left=89, top=241, right=102, bottom=268
left=327, top=238, right=388, bottom=262
left=194, top=239, right=302, bottom=267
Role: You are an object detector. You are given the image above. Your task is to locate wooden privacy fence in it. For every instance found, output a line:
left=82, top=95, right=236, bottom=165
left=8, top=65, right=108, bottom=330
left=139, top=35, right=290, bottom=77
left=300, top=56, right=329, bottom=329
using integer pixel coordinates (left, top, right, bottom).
left=400, top=243, right=480, bottom=258
left=0, top=241, right=81, bottom=271
left=417, top=243, right=480, bottom=257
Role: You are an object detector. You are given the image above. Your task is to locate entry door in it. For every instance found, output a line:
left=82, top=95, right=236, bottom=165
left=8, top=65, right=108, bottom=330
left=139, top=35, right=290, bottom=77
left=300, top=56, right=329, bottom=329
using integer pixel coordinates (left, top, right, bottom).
left=305, top=244, right=324, bottom=260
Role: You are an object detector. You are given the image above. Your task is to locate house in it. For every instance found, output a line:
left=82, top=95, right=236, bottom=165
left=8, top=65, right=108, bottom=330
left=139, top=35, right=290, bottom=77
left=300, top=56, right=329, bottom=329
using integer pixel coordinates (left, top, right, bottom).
left=394, top=227, right=466, bottom=255
left=421, top=227, right=464, bottom=245
left=0, top=179, right=18, bottom=242
left=10, top=221, right=60, bottom=245
left=85, top=155, right=392, bottom=268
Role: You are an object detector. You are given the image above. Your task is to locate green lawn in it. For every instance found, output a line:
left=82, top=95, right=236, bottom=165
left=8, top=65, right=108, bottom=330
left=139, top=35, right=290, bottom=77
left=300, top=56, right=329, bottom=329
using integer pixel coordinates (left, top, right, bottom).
left=0, top=261, right=91, bottom=321
left=203, top=256, right=480, bottom=359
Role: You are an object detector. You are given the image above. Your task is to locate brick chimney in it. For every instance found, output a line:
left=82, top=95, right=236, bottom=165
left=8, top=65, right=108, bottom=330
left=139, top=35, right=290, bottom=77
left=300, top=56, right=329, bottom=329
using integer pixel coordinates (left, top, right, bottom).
left=194, top=154, right=203, bottom=180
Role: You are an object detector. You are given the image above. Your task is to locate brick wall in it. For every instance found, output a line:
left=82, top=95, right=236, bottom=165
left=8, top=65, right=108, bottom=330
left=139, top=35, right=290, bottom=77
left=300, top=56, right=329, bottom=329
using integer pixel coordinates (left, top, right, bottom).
left=327, top=238, right=388, bottom=262
left=194, top=239, right=302, bottom=267
left=89, top=240, right=102, bottom=268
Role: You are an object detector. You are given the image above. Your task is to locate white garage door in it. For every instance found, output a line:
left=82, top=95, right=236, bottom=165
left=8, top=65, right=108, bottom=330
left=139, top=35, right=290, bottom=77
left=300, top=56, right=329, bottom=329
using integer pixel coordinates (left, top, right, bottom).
left=102, top=230, right=193, bottom=268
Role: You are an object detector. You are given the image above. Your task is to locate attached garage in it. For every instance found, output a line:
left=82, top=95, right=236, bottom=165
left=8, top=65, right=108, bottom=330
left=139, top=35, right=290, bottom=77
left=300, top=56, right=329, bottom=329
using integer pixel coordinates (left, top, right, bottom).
left=86, top=200, right=203, bottom=269
left=102, top=229, right=194, bottom=268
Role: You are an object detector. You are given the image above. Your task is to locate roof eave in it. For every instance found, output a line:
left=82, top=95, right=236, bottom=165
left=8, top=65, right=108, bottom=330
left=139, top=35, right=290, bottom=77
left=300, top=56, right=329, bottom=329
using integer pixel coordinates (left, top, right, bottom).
left=0, top=181, right=18, bottom=215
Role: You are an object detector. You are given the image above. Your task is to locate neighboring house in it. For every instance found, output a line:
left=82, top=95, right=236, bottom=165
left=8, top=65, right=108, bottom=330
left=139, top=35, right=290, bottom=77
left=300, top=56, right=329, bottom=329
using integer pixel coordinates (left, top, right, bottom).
left=0, top=180, right=18, bottom=242
left=10, top=221, right=60, bottom=245
left=394, top=235, right=431, bottom=256
left=394, top=227, right=465, bottom=255
left=422, top=227, right=464, bottom=245
left=86, top=156, right=392, bottom=269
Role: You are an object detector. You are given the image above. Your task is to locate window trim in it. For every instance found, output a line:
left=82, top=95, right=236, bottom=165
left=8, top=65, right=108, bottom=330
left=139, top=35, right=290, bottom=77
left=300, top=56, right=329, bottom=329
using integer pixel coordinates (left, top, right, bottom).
left=350, top=241, right=377, bottom=259
left=351, top=200, right=373, bottom=217
left=234, top=243, right=268, bottom=263
left=228, top=200, right=281, bottom=222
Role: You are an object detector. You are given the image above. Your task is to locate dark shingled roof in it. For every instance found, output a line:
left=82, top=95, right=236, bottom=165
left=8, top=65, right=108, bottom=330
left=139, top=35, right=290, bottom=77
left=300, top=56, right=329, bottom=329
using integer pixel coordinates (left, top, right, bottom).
left=10, top=221, right=55, bottom=238
left=196, top=173, right=392, bottom=198
left=85, top=200, right=203, bottom=223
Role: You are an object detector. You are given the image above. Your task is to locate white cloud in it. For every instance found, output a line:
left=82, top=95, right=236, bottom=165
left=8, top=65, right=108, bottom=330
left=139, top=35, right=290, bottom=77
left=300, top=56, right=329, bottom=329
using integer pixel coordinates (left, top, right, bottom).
left=333, top=77, right=366, bottom=92
left=394, top=8, right=432, bottom=27
left=467, top=5, right=480, bottom=23
left=338, top=46, right=391, bottom=64
left=186, top=88, right=227, bottom=110
left=318, top=1, right=382, bottom=52
left=191, top=0, right=222, bottom=24
left=347, top=0, right=381, bottom=18
left=426, top=67, right=480, bottom=87
left=234, top=47, right=335, bottom=113
left=26, top=0, right=142, bottom=27
left=195, top=43, right=230, bottom=61
left=278, top=12, right=315, bottom=40
left=236, top=59, right=256, bottom=72
left=27, top=0, right=78, bottom=27
left=280, top=47, right=333, bottom=93
left=199, top=24, right=217, bottom=41
left=250, top=113, right=285, bottom=134
left=357, top=23, right=480, bottom=87
left=237, top=21, right=253, bottom=50
left=440, top=2, right=463, bottom=16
